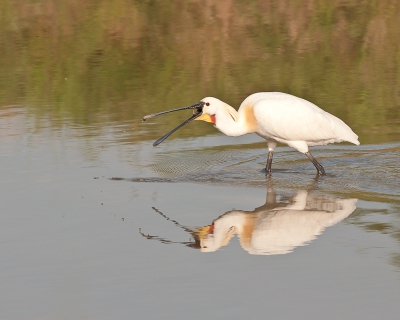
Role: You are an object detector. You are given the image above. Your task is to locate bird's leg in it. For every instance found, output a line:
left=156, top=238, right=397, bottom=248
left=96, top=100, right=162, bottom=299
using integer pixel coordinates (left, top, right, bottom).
left=266, top=177, right=276, bottom=204
left=265, top=141, right=277, bottom=174
left=266, top=150, right=274, bottom=173
left=305, top=152, right=326, bottom=175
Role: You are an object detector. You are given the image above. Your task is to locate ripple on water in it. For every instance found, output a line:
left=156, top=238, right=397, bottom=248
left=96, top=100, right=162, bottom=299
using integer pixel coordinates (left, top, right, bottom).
left=126, top=142, right=400, bottom=202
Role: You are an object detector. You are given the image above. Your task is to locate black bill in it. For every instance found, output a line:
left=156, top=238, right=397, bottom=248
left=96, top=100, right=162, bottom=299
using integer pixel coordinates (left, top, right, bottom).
left=142, top=102, right=204, bottom=121
left=142, top=101, right=205, bottom=146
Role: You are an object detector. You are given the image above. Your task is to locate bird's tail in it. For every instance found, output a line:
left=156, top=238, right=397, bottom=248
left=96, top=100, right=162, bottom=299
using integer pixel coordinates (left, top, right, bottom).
left=346, top=132, right=360, bottom=145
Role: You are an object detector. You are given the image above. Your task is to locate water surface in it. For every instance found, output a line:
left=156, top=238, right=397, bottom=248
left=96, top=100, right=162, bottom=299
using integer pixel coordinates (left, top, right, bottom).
left=0, top=1, right=400, bottom=319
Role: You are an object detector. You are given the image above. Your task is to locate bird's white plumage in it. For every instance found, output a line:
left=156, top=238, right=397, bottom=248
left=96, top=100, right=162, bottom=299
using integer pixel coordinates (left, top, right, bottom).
left=144, top=92, right=360, bottom=174
left=201, top=92, right=359, bottom=154
left=199, top=191, right=357, bottom=255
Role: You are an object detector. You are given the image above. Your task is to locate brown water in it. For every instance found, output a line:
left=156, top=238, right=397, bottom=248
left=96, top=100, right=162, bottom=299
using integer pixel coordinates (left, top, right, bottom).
left=1, top=1, right=400, bottom=319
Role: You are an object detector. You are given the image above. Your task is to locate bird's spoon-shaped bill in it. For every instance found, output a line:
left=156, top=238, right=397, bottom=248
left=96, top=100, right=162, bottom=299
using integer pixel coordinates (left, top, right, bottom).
left=142, top=102, right=204, bottom=121
left=142, top=101, right=205, bottom=146
left=152, top=111, right=202, bottom=146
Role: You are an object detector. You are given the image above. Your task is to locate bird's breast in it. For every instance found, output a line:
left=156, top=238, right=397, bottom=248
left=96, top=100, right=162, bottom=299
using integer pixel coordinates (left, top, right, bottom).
left=239, top=103, right=259, bottom=132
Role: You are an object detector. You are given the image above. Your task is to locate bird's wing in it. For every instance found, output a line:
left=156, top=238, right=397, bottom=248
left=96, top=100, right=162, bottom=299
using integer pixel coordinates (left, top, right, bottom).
left=253, top=95, right=358, bottom=144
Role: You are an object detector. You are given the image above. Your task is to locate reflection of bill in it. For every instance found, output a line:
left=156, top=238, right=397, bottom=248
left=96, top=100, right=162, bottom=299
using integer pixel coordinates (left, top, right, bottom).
left=140, top=190, right=357, bottom=255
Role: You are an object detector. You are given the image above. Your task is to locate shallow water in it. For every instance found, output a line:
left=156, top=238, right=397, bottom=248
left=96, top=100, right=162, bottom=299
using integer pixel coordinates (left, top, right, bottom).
left=1, top=108, right=399, bottom=319
left=1, top=1, right=400, bottom=319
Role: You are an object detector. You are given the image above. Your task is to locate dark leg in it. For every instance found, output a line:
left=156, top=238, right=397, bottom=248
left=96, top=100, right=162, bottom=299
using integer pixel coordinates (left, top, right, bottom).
left=305, top=152, right=326, bottom=175
left=266, top=150, right=274, bottom=173
left=266, top=177, right=276, bottom=204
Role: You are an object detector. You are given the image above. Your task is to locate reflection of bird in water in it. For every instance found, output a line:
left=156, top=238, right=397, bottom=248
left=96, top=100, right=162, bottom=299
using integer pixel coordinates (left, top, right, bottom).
left=139, top=187, right=357, bottom=255
left=143, top=92, right=360, bottom=175
left=139, top=207, right=203, bottom=249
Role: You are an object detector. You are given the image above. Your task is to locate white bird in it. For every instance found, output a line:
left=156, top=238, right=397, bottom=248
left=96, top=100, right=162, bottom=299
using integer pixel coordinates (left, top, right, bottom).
left=139, top=189, right=358, bottom=255
left=143, top=92, right=360, bottom=175
left=197, top=191, right=357, bottom=255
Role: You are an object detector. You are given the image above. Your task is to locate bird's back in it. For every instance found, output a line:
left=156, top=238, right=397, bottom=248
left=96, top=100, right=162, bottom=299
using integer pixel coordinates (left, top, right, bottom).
left=242, top=92, right=359, bottom=146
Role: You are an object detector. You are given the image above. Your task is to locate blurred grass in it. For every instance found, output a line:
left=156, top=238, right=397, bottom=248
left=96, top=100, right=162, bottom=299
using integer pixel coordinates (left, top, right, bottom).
left=0, top=0, right=399, bottom=143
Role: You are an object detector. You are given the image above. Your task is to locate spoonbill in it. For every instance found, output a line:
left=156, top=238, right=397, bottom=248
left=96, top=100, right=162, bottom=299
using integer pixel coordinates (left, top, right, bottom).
left=143, top=92, right=360, bottom=175
left=139, top=190, right=357, bottom=255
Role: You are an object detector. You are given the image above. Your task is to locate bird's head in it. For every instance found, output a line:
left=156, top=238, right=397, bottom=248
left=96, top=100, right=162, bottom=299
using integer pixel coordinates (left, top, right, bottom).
left=194, top=216, right=238, bottom=253
left=193, top=97, right=224, bottom=125
left=142, top=97, right=237, bottom=146
left=142, top=97, right=225, bottom=146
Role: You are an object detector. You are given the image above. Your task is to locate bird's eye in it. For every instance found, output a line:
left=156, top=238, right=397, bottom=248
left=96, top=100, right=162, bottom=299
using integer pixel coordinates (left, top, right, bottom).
left=206, top=102, right=210, bottom=106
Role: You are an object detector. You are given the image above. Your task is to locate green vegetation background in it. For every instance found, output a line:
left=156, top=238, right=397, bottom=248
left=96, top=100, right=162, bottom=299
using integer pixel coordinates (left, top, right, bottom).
left=0, top=0, right=399, bottom=143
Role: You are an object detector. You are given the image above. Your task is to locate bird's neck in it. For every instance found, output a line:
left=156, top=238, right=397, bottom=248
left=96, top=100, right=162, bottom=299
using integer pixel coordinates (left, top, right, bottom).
left=215, top=103, right=256, bottom=137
